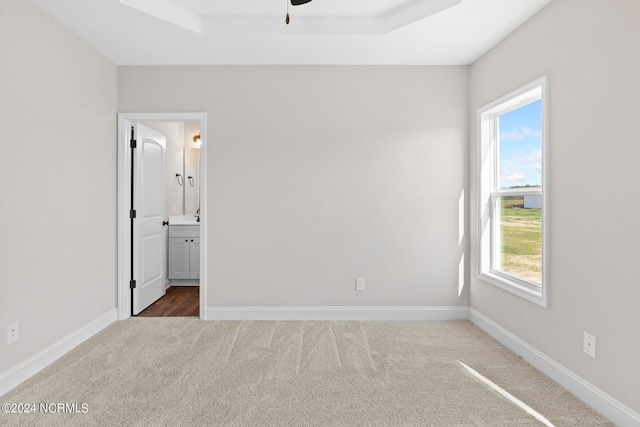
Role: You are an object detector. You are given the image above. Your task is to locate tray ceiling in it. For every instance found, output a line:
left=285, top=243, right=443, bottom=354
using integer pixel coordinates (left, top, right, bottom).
left=31, top=0, right=553, bottom=65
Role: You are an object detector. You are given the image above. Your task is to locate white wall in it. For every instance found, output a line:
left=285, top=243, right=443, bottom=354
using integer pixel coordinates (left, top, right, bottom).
left=0, top=0, right=117, bottom=373
left=118, top=66, right=469, bottom=308
left=469, top=0, right=640, bottom=414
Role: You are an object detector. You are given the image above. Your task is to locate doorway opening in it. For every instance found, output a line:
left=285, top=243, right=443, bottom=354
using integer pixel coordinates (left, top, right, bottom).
left=117, top=113, right=207, bottom=320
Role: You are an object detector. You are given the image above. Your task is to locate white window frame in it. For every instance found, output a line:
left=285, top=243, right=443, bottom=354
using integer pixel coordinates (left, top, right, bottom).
left=477, top=76, right=549, bottom=307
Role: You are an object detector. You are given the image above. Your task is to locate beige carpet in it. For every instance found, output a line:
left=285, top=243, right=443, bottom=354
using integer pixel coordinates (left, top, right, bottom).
left=1, top=319, right=613, bottom=426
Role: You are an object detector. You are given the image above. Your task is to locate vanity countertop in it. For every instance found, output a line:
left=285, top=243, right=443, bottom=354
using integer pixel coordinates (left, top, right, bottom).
left=169, top=215, right=200, bottom=225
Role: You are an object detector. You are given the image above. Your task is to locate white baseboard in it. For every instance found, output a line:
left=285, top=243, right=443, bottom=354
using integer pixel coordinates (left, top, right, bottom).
left=469, top=308, right=640, bottom=427
left=204, top=306, right=470, bottom=321
left=0, top=309, right=117, bottom=397
left=169, top=280, right=199, bottom=287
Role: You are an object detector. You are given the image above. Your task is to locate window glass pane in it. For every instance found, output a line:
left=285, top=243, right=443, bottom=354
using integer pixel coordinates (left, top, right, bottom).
left=499, top=195, right=542, bottom=284
left=498, top=100, right=542, bottom=190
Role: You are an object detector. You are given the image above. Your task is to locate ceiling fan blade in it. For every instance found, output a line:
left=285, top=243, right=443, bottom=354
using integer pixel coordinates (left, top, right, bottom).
left=291, top=0, right=312, bottom=5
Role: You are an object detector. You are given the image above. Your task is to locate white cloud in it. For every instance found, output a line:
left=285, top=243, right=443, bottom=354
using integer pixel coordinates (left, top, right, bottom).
left=500, top=170, right=527, bottom=182
left=515, top=149, right=542, bottom=174
left=500, top=149, right=541, bottom=185
left=500, top=126, right=541, bottom=143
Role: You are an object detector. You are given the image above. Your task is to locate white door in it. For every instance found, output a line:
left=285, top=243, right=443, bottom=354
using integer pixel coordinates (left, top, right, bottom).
left=133, top=124, right=167, bottom=314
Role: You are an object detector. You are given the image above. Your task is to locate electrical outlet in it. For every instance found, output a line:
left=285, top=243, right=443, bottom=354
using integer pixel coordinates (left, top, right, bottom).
left=355, top=278, right=365, bottom=291
left=583, top=332, right=596, bottom=358
left=7, top=322, right=18, bottom=344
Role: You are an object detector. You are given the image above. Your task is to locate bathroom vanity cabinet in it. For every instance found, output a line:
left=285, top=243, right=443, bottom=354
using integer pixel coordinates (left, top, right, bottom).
left=168, top=225, right=200, bottom=280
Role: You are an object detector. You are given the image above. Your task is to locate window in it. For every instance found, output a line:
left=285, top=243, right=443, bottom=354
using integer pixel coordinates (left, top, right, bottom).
left=477, top=76, right=548, bottom=306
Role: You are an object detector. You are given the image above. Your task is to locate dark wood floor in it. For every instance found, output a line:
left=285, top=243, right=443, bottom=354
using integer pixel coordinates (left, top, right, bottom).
left=137, top=286, right=199, bottom=317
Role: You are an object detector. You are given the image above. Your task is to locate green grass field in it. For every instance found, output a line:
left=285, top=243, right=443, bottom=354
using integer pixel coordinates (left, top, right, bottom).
left=500, top=203, right=542, bottom=284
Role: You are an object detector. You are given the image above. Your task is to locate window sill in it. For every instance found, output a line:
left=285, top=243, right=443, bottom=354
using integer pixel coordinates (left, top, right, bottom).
left=478, top=271, right=548, bottom=308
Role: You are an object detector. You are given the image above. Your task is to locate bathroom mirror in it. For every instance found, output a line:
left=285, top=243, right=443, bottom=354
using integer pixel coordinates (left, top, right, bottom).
left=183, top=128, right=200, bottom=216
left=142, top=121, right=200, bottom=217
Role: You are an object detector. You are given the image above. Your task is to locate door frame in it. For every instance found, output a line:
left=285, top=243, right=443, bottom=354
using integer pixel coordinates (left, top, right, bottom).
left=117, top=112, right=207, bottom=320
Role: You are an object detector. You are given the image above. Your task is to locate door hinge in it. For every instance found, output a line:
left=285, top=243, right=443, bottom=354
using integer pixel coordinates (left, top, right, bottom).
left=129, top=209, right=136, bottom=219
left=130, top=138, right=137, bottom=149
left=130, top=280, right=137, bottom=289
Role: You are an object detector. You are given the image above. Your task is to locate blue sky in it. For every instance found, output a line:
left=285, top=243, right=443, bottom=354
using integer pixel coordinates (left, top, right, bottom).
left=499, top=100, right=542, bottom=188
